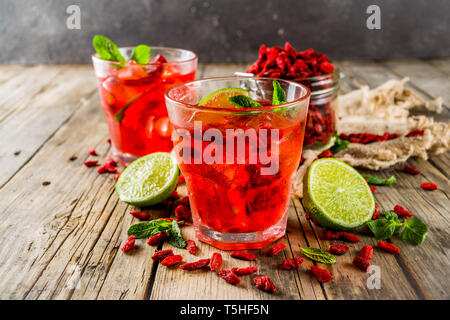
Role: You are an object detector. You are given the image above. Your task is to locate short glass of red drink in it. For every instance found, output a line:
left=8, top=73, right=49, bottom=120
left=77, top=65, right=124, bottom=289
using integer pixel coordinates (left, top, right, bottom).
left=165, top=77, right=310, bottom=250
left=92, top=47, right=197, bottom=165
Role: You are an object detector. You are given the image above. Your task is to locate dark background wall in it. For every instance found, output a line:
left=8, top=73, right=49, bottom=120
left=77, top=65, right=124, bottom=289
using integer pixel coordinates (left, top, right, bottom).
left=0, top=0, right=449, bottom=64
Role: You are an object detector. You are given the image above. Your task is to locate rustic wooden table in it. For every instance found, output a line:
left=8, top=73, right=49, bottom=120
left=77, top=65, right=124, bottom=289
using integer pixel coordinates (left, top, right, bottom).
left=0, top=60, right=448, bottom=300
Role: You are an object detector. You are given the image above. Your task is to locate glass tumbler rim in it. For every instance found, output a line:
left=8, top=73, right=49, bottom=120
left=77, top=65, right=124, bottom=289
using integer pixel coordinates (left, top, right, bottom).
left=91, top=46, right=198, bottom=67
left=164, top=76, right=311, bottom=114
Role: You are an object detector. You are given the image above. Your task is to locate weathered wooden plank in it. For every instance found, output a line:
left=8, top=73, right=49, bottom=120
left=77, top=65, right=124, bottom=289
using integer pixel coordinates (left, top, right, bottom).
left=383, top=59, right=450, bottom=103
left=333, top=61, right=450, bottom=299
left=0, top=65, right=97, bottom=189
left=428, top=58, right=450, bottom=75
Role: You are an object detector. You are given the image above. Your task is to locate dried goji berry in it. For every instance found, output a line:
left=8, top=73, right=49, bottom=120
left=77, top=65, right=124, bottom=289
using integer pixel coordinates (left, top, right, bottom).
left=105, top=157, right=117, bottom=167
left=318, top=150, right=333, bottom=158
left=341, top=232, right=361, bottom=243
left=106, top=138, right=111, bottom=144
left=325, top=230, right=343, bottom=240
left=305, top=212, right=310, bottom=219
left=209, top=252, right=223, bottom=272
left=328, top=244, right=349, bottom=255
left=377, top=241, right=400, bottom=254
left=353, top=256, right=370, bottom=271
left=169, top=190, right=179, bottom=200
left=115, top=172, right=121, bottom=181
left=420, top=182, right=439, bottom=191
left=264, top=243, right=286, bottom=257
left=230, top=251, right=257, bottom=261
left=180, top=258, right=210, bottom=271
left=161, top=254, right=182, bottom=267
left=84, top=160, right=98, bottom=167
left=370, top=185, right=377, bottom=192
left=178, top=196, right=190, bottom=207
left=372, top=203, right=380, bottom=220
left=231, top=266, right=258, bottom=276
left=360, top=245, right=373, bottom=261
left=177, top=175, right=186, bottom=184
left=88, top=148, right=97, bottom=156
left=186, top=240, right=197, bottom=255
left=405, top=129, right=424, bottom=137
left=219, top=269, right=241, bottom=285
left=175, top=205, right=191, bottom=221
left=310, top=265, right=332, bottom=283
left=151, top=249, right=174, bottom=261
left=393, top=205, right=414, bottom=217
left=121, top=235, right=135, bottom=253
left=279, top=257, right=304, bottom=270
left=97, top=163, right=117, bottom=174
left=402, top=164, right=421, bottom=175
left=253, top=276, right=277, bottom=293
left=130, top=210, right=151, bottom=220
left=147, top=232, right=168, bottom=246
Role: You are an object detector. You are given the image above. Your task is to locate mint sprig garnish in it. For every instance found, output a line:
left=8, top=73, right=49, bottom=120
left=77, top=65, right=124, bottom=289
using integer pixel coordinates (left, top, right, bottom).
left=228, top=95, right=261, bottom=108
left=367, top=210, right=428, bottom=245
left=131, top=45, right=151, bottom=64
left=93, top=35, right=126, bottom=63
left=272, top=80, right=287, bottom=106
left=362, top=174, right=396, bottom=186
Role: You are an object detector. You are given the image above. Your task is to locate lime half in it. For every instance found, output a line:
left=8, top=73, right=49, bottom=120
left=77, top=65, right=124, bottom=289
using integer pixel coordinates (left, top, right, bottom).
left=303, top=158, right=375, bottom=230
left=116, top=152, right=179, bottom=207
left=199, top=87, right=249, bottom=108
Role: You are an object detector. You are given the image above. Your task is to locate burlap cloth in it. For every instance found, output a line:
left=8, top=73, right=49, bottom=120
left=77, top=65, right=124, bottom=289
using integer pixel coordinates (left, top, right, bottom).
left=292, top=78, right=449, bottom=198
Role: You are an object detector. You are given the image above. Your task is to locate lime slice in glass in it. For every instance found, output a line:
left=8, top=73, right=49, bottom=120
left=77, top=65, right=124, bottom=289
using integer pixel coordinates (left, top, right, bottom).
left=116, top=152, right=179, bottom=207
left=199, top=87, right=249, bottom=108
left=303, top=158, right=375, bottom=230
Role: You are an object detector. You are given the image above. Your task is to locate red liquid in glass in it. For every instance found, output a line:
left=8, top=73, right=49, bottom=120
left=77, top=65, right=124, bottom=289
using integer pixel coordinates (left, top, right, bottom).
left=97, top=63, right=195, bottom=159
left=174, top=111, right=305, bottom=235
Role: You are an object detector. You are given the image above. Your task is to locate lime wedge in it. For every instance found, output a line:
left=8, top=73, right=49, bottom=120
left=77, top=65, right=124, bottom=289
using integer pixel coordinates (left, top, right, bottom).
left=199, top=87, right=249, bottom=108
left=116, top=152, right=179, bottom=207
left=303, top=158, right=375, bottom=230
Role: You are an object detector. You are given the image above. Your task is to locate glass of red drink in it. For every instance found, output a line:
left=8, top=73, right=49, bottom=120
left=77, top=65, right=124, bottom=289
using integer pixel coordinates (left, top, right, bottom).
left=92, top=47, right=197, bottom=165
left=165, top=77, right=310, bottom=250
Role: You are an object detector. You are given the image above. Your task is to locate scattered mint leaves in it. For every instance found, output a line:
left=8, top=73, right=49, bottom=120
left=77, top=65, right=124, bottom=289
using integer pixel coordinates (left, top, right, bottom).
left=229, top=95, right=261, bottom=108
left=168, top=220, right=187, bottom=248
left=330, top=134, right=350, bottom=154
left=368, top=211, right=428, bottom=245
left=131, top=45, right=151, bottom=64
left=93, top=35, right=126, bottom=63
left=362, top=174, right=396, bottom=186
left=301, top=247, right=336, bottom=264
left=127, top=218, right=173, bottom=239
left=272, top=80, right=287, bottom=106
left=401, top=216, right=428, bottom=245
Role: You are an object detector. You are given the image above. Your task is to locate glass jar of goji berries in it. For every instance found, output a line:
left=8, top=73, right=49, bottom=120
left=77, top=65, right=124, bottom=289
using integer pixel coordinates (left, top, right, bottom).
left=295, top=69, right=340, bottom=146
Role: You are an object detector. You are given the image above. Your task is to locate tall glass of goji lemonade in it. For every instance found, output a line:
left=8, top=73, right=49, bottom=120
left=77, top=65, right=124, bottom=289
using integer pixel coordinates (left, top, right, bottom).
left=92, top=47, right=197, bottom=165
left=165, top=77, right=310, bottom=250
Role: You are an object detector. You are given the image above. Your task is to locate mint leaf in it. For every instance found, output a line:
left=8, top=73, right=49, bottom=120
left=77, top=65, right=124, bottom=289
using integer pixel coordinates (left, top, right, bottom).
left=367, top=214, right=402, bottom=240
left=93, top=35, right=126, bottom=63
left=330, top=134, right=349, bottom=154
left=168, top=220, right=187, bottom=249
left=127, top=219, right=172, bottom=239
left=229, top=95, right=261, bottom=108
left=362, top=174, right=396, bottom=186
left=272, top=80, right=287, bottom=106
left=301, top=247, right=336, bottom=264
left=131, top=45, right=151, bottom=64
left=401, top=216, right=428, bottom=245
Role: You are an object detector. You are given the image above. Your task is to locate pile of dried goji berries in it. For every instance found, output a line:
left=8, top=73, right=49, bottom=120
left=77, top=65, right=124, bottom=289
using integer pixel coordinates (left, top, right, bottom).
left=246, top=42, right=334, bottom=79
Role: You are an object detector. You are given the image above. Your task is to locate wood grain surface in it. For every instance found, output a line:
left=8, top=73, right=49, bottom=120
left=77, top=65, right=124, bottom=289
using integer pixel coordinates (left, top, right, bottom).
left=0, top=61, right=448, bottom=300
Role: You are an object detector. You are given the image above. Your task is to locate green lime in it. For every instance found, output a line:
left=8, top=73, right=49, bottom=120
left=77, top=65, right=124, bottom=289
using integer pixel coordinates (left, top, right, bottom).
left=303, top=158, right=375, bottom=230
left=116, top=152, right=179, bottom=207
left=199, top=87, right=249, bottom=108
